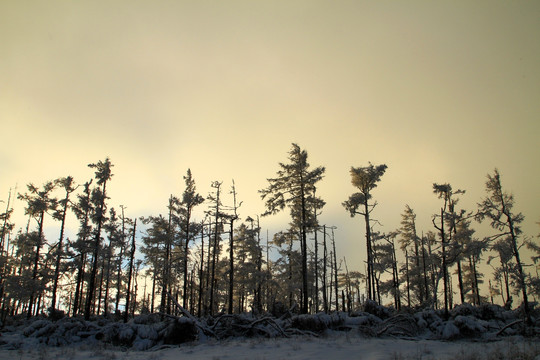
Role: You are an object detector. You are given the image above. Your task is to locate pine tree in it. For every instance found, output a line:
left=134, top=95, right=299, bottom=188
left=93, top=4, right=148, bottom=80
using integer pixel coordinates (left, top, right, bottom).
left=226, top=181, right=240, bottom=314
left=176, top=169, right=204, bottom=310
left=455, top=219, right=486, bottom=305
left=477, top=169, right=531, bottom=324
left=398, top=205, right=423, bottom=306
left=50, top=176, right=77, bottom=311
left=124, top=218, right=137, bottom=322
left=206, top=181, right=225, bottom=315
left=260, top=143, right=325, bottom=314
left=487, top=238, right=514, bottom=305
left=85, top=158, right=113, bottom=320
left=342, top=163, right=387, bottom=302
left=141, top=214, right=169, bottom=312
left=71, top=180, right=94, bottom=316
left=431, top=183, right=464, bottom=317
left=272, top=230, right=302, bottom=309
left=0, top=188, right=15, bottom=309
left=18, top=181, right=57, bottom=318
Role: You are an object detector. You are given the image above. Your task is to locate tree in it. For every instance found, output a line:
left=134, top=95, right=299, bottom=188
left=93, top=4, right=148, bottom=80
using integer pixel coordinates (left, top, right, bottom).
left=374, top=231, right=401, bottom=310
left=18, top=181, right=57, bottom=318
left=176, top=169, right=205, bottom=309
left=271, top=229, right=302, bottom=309
left=232, top=220, right=263, bottom=313
left=0, top=188, right=15, bottom=309
left=206, top=181, right=226, bottom=315
left=71, top=180, right=93, bottom=316
left=398, top=205, right=424, bottom=306
left=432, top=183, right=464, bottom=318
left=342, top=163, right=387, bottom=302
left=487, top=238, right=514, bottom=305
left=141, top=214, right=169, bottom=313
left=455, top=219, right=486, bottom=305
left=50, top=176, right=77, bottom=311
left=124, top=218, right=137, bottom=322
left=226, top=181, right=240, bottom=314
left=477, top=169, right=531, bottom=324
left=260, top=143, right=325, bottom=314
left=85, top=158, right=113, bottom=320
left=101, top=207, right=122, bottom=315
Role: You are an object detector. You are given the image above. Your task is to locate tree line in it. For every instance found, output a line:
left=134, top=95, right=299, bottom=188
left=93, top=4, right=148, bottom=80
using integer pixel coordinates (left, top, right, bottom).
left=0, top=143, right=539, bottom=324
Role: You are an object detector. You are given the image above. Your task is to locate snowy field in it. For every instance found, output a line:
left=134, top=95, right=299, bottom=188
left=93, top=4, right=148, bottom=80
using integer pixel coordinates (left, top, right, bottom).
left=1, top=334, right=539, bottom=360
left=1, top=303, right=539, bottom=360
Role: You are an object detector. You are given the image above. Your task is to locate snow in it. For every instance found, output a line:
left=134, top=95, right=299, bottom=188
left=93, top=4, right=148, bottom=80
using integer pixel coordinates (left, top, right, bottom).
left=1, top=334, right=538, bottom=360
left=1, top=303, right=538, bottom=359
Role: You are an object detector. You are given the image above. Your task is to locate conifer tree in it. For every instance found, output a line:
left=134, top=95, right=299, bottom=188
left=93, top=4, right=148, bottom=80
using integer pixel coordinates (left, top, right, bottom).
left=432, top=183, right=464, bottom=317
left=342, top=163, right=387, bottom=302
left=85, top=158, right=113, bottom=320
left=176, top=169, right=204, bottom=309
left=398, top=205, right=423, bottom=305
left=18, top=181, right=57, bottom=318
left=124, top=218, right=136, bottom=322
left=260, top=143, right=325, bottom=314
left=206, top=181, right=225, bottom=315
left=51, top=176, right=77, bottom=311
left=226, top=181, right=240, bottom=314
left=0, top=189, right=15, bottom=309
left=477, top=169, right=531, bottom=324
left=114, top=205, right=128, bottom=313
left=71, top=180, right=93, bottom=316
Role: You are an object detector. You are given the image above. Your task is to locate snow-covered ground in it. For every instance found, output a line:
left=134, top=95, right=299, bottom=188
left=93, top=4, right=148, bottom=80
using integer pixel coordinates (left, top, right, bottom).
left=2, top=334, right=539, bottom=360
left=1, top=303, right=539, bottom=360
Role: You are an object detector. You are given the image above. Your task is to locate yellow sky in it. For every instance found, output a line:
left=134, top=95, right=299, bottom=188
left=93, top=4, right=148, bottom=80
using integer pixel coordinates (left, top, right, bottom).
left=1, top=1, right=539, bottom=273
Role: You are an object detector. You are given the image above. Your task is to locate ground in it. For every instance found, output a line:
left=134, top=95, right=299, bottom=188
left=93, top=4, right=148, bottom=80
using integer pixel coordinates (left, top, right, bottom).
left=2, top=334, right=539, bottom=360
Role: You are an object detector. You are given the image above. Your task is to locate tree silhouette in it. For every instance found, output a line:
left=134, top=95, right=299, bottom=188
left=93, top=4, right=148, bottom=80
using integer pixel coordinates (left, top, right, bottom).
left=85, top=158, right=113, bottom=320
left=260, top=143, right=325, bottom=314
left=343, top=163, right=387, bottom=302
left=477, top=169, right=531, bottom=324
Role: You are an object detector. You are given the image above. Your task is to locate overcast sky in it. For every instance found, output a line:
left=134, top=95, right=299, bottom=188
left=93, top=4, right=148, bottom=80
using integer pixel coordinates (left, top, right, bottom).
left=1, top=1, right=539, bottom=270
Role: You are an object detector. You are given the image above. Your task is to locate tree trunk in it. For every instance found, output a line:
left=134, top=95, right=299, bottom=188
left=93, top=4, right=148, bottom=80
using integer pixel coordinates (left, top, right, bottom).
left=299, top=178, right=309, bottom=314
left=103, top=238, right=113, bottom=315
left=405, top=250, right=411, bottom=307
left=124, top=219, right=136, bottom=323
left=439, top=208, right=449, bottom=318
left=115, top=206, right=127, bottom=314
left=183, top=209, right=192, bottom=309
left=85, top=180, right=107, bottom=320
left=72, top=252, right=86, bottom=316
left=28, top=210, right=45, bottom=319
left=501, top=203, right=531, bottom=323
left=198, top=224, right=205, bottom=317
left=472, top=256, right=481, bottom=305
left=228, top=219, right=234, bottom=314
left=322, top=225, right=328, bottom=313
left=457, top=260, right=465, bottom=304
left=51, top=190, right=70, bottom=310
left=314, top=224, right=319, bottom=313
left=209, top=184, right=221, bottom=316
left=363, top=202, right=373, bottom=301
left=332, top=230, right=339, bottom=312
left=421, top=234, right=429, bottom=303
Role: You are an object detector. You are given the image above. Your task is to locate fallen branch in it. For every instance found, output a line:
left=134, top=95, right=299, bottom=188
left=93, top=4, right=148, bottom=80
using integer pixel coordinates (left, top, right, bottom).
left=166, top=291, right=216, bottom=338
left=496, top=319, right=523, bottom=336
left=279, top=302, right=298, bottom=320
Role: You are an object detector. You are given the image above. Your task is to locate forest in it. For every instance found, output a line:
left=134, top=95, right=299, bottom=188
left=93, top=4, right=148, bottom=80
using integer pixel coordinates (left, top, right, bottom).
left=0, top=143, right=539, bottom=328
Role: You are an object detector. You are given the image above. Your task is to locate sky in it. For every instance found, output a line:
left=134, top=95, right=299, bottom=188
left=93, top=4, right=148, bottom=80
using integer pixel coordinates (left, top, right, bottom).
left=1, top=1, right=540, bottom=278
